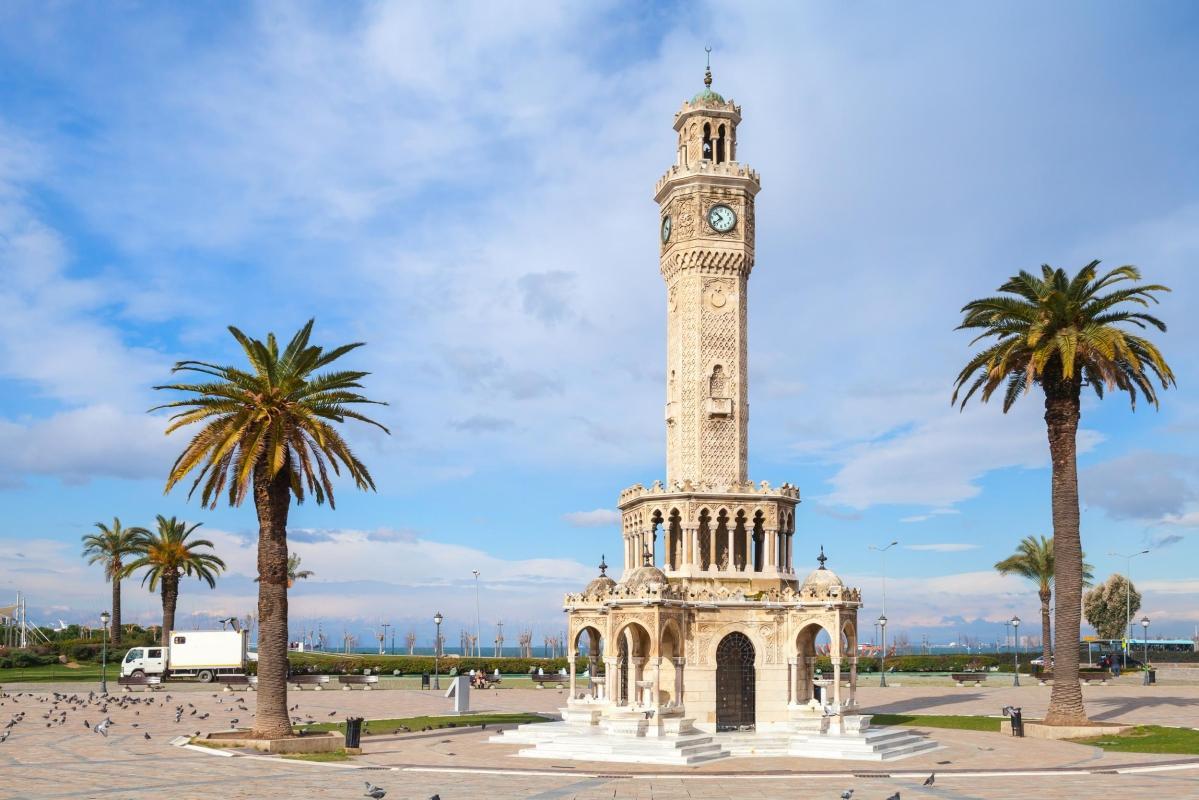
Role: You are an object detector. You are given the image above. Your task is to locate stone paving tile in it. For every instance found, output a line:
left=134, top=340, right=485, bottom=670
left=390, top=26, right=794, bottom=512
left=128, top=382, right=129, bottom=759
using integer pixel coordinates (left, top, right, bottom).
left=0, top=683, right=1196, bottom=800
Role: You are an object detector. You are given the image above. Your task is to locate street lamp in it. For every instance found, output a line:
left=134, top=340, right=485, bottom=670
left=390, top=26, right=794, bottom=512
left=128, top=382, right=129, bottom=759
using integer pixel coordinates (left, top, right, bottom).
left=869, top=540, right=899, bottom=618
left=381, top=622, right=391, bottom=656
left=878, top=614, right=888, bottom=687
left=472, top=570, right=482, bottom=660
left=433, top=611, right=443, bottom=690
left=1010, top=615, right=1021, bottom=686
left=1141, top=616, right=1151, bottom=686
left=99, top=610, right=111, bottom=695
left=1108, top=549, right=1149, bottom=669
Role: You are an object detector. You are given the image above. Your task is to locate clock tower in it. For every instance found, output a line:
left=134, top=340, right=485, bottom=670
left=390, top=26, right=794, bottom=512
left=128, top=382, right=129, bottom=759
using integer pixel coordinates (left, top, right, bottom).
left=655, top=63, right=759, bottom=487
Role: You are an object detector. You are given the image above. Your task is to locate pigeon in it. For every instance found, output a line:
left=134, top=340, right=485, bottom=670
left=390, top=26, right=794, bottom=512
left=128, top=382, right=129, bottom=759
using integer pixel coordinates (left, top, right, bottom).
left=144, top=732, right=152, bottom=740
left=95, top=719, right=111, bottom=737
left=429, top=795, right=440, bottom=800
left=364, top=782, right=386, bottom=799
left=840, top=791, right=854, bottom=800
left=885, top=793, right=900, bottom=800
left=328, top=711, right=337, bottom=717
left=923, top=773, right=935, bottom=786
left=0, top=731, right=8, bottom=743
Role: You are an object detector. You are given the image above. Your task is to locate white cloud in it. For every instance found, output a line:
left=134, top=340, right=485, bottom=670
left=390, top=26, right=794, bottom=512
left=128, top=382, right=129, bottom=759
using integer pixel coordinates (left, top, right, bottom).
left=562, top=509, right=621, bottom=528
left=822, top=398, right=1103, bottom=510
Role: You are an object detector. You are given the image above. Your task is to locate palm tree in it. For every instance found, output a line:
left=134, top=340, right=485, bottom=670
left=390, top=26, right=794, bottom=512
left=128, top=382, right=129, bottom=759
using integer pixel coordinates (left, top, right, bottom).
left=995, top=535, right=1094, bottom=672
left=255, top=552, right=314, bottom=588
left=153, top=320, right=387, bottom=739
left=954, top=262, right=1173, bottom=725
left=81, top=517, right=145, bottom=646
left=126, top=515, right=226, bottom=647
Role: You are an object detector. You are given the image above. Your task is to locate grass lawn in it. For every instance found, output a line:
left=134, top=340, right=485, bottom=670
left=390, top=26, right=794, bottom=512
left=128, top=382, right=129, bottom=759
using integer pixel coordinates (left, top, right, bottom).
left=0, top=663, right=107, bottom=683
left=1069, top=725, right=1199, bottom=754
left=297, top=712, right=551, bottom=736
left=869, top=713, right=1002, bottom=732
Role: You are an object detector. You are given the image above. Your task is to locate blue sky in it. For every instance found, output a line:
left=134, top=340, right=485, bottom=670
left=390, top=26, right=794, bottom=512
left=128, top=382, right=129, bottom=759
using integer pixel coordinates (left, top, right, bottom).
left=1, top=1, right=1197, bottom=648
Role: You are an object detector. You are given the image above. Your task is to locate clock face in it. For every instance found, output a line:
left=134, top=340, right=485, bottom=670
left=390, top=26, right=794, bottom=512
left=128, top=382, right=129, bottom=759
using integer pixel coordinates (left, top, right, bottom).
left=708, top=204, right=736, bottom=232
left=661, top=215, right=672, bottom=243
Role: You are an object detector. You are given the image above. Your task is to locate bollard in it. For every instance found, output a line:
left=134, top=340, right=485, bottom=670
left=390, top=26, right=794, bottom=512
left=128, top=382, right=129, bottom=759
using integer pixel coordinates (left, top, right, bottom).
left=345, top=716, right=365, bottom=752
left=1010, top=707, right=1024, bottom=737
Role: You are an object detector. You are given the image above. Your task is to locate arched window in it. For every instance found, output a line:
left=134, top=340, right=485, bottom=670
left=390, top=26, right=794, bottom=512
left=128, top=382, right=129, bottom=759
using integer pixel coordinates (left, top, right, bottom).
left=716, top=124, right=726, bottom=163
left=709, top=365, right=728, bottom=398
left=702, top=123, right=712, bottom=160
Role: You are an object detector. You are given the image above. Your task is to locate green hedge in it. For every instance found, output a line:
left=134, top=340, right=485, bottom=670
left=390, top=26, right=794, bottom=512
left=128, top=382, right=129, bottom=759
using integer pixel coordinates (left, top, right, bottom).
left=286, top=653, right=577, bottom=676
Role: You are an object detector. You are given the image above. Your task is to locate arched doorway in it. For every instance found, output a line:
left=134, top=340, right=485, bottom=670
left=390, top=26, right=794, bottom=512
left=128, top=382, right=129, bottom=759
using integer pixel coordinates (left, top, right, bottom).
left=715, top=632, right=755, bottom=731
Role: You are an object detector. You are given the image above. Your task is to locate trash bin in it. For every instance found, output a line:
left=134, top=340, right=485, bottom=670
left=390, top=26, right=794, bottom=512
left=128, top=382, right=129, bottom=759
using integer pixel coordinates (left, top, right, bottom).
left=1148, top=669, right=1157, bottom=685
left=345, top=716, right=364, bottom=749
left=1009, top=707, right=1024, bottom=737
left=421, top=672, right=430, bottom=689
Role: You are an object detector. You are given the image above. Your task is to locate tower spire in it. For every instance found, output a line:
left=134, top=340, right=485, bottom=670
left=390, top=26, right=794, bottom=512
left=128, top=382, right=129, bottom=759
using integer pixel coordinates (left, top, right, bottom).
left=704, top=46, right=713, bottom=88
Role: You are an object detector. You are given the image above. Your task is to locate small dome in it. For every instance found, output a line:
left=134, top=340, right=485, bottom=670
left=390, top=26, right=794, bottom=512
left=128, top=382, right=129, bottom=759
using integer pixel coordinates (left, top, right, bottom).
left=802, top=566, right=845, bottom=593
left=690, top=87, right=726, bottom=104
left=584, top=574, right=616, bottom=595
left=622, top=564, right=668, bottom=591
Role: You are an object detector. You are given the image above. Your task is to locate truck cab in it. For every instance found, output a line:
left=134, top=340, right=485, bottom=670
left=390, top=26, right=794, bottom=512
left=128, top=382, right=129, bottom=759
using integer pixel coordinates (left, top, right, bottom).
left=121, top=646, right=166, bottom=678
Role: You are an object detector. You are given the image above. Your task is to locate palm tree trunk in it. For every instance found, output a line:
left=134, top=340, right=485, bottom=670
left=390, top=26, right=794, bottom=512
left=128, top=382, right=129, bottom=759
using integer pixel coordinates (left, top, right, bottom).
left=1043, top=372, right=1088, bottom=725
left=111, top=565, right=122, bottom=646
left=251, top=461, right=293, bottom=739
left=161, top=577, right=178, bottom=649
left=1039, top=587, right=1052, bottom=677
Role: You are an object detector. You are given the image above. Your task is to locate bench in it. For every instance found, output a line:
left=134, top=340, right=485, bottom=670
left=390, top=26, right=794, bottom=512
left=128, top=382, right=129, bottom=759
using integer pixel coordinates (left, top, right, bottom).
left=950, top=672, right=988, bottom=686
left=221, top=675, right=252, bottom=691
left=118, top=675, right=162, bottom=692
left=339, top=675, right=379, bottom=690
left=531, top=674, right=569, bottom=688
left=1079, top=670, right=1109, bottom=685
left=289, top=674, right=331, bottom=690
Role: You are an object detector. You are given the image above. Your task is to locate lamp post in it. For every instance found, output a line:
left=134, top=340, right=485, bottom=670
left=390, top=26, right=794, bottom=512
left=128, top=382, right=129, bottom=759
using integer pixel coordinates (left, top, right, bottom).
left=382, top=622, right=391, bottom=656
left=99, top=610, right=111, bottom=695
left=1141, top=616, right=1151, bottom=686
left=1108, top=549, right=1149, bottom=669
left=472, top=570, right=482, bottom=659
left=878, top=614, right=888, bottom=687
left=433, top=612, right=443, bottom=689
left=869, top=540, right=899, bottom=618
left=1010, top=615, right=1021, bottom=686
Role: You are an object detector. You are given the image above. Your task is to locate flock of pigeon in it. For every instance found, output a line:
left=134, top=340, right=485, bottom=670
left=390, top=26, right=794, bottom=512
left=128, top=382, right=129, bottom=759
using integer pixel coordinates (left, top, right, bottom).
left=835, top=772, right=934, bottom=800
left=2, top=688, right=938, bottom=799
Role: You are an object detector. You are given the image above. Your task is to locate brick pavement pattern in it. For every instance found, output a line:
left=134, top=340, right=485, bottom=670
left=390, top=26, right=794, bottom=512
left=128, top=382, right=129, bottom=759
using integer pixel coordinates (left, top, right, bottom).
left=1, top=682, right=1196, bottom=799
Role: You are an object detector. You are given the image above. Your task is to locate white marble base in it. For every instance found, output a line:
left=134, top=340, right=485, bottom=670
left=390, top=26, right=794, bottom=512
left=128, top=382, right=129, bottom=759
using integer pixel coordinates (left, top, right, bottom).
left=490, top=709, right=940, bottom=765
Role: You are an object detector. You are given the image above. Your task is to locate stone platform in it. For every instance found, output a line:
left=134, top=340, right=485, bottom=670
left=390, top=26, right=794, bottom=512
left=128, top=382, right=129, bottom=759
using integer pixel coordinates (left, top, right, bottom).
left=490, top=706, right=940, bottom=764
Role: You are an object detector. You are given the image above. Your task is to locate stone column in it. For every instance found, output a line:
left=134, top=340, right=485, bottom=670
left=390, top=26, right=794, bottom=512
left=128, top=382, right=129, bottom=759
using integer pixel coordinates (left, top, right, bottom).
left=568, top=655, right=577, bottom=700
left=651, top=658, right=663, bottom=707
left=603, top=656, right=619, bottom=704
left=744, top=527, right=752, bottom=571
left=673, top=657, right=685, bottom=707
left=766, top=528, right=778, bottom=572
left=786, top=657, right=796, bottom=705
left=832, top=657, right=842, bottom=707
left=628, top=657, right=645, bottom=707
left=709, top=527, right=718, bottom=572
left=804, top=656, right=817, bottom=703
left=786, top=534, right=793, bottom=572
left=726, top=526, right=735, bottom=572
left=848, top=656, right=858, bottom=708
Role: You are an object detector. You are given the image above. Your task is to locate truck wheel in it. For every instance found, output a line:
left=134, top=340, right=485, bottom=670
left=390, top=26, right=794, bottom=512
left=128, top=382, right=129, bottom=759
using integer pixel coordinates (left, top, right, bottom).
left=131, top=669, right=145, bottom=678
left=197, top=670, right=214, bottom=683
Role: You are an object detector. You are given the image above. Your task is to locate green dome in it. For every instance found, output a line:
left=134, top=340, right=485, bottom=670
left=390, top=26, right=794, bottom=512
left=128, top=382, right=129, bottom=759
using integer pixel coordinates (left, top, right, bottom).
left=690, top=87, right=725, bottom=104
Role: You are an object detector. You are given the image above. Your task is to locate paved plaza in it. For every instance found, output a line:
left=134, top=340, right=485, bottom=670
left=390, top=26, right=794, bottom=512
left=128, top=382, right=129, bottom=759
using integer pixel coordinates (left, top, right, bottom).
left=1, top=682, right=1196, bottom=799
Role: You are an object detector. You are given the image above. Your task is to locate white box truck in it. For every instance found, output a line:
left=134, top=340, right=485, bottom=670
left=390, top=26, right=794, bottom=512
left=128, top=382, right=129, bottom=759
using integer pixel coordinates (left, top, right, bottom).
left=121, top=630, right=248, bottom=683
